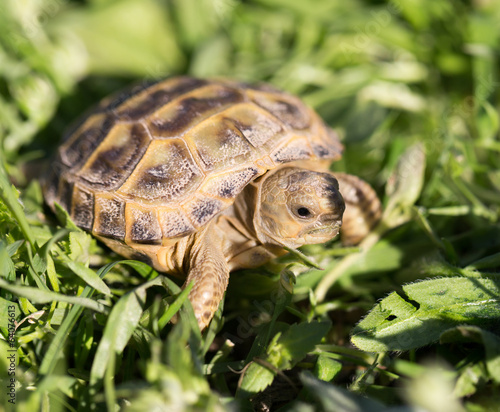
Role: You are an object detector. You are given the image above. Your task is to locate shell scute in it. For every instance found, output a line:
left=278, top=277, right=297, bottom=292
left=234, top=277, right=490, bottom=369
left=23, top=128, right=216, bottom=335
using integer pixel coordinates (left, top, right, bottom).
left=113, top=77, right=208, bottom=121
left=93, top=194, right=126, bottom=240
left=76, top=122, right=150, bottom=190
left=118, top=138, right=204, bottom=204
left=60, top=113, right=115, bottom=169
left=187, top=117, right=254, bottom=172
left=71, top=185, right=94, bottom=231
left=186, top=196, right=225, bottom=228
left=47, top=77, right=343, bottom=245
left=57, top=177, right=74, bottom=214
left=127, top=205, right=162, bottom=244
left=224, top=103, right=284, bottom=150
left=271, top=136, right=314, bottom=163
left=307, top=126, right=343, bottom=160
left=249, top=90, right=311, bottom=130
left=148, top=84, right=245, bottom=138
left=201, top=167, right=260, bottom=199
left=158, top=209, right=195, bottom=239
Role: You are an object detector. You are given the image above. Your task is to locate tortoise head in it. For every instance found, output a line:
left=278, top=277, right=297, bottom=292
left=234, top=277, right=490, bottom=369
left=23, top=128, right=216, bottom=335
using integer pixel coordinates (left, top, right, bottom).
left=255, top=167, right=345, bottom=249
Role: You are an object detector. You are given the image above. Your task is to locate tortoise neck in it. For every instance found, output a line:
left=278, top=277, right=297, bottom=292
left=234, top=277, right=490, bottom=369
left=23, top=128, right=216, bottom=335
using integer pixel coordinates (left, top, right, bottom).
left=231, top=181, right=261, bottom=241
left=231, top=179, right=285, bottom=253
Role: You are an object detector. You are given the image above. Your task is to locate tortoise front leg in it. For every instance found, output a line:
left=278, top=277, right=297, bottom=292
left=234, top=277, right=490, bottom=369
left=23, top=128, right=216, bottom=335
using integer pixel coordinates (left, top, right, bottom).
left=332, top=173, right=382, bottom=245
left=183, top=229, right=229, bottom=330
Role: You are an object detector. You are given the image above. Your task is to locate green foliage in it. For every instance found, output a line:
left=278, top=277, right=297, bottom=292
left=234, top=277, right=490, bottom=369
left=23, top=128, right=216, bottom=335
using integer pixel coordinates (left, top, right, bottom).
left=238, top=320, right=331, bottom=398
left=1, top=0, right=499, bottom=410
left=352, top=276, right=500, bottom=352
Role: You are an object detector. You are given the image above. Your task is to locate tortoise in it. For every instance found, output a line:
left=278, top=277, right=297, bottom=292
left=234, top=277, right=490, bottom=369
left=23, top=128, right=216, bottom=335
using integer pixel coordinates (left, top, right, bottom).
left=43, top=76, right=381, bottom=329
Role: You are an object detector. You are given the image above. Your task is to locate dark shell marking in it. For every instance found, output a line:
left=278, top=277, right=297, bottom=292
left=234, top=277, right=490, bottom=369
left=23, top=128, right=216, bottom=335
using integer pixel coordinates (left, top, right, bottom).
left=118, top=138, right=204, bottom=204
left=45, top=77, right=343, bottom=246
left=113, top=77, right=208, bottom=121
left=60, top=113, right=115, bottom=169
left=128, top=206, right=163, bottom=244
left=93, top=195, right=126, bottom=240
left=71, top=186, right=94, bottom=231
left=77, top=122, right=151, bottom=190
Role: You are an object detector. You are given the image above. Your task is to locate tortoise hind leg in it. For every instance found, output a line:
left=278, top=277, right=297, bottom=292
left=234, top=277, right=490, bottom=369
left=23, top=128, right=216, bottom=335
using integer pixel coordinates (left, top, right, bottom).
left=332, top=172, right=382, bottom=245
left=184, top=227, right=229, bottom=330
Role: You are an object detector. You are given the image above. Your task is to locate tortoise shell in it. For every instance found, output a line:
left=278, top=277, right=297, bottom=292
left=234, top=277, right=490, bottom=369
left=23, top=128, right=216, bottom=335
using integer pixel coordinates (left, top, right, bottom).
left=44, top=77, right=343, bottom=246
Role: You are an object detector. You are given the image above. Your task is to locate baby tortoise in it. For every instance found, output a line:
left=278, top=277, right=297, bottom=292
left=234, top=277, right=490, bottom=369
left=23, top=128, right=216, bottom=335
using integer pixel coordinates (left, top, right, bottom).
left=43, top=77, right=381, bottom=329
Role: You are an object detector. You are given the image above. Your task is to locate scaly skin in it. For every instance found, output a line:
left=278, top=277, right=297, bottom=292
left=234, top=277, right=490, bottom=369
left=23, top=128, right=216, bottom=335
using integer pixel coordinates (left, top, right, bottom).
left=98, top=166, right=381, bottom=330
left=331, top=173, right=382, bottom=245
left=184, top=225, right=229, bottom=329
left=176, top=166, right=381, bottom=330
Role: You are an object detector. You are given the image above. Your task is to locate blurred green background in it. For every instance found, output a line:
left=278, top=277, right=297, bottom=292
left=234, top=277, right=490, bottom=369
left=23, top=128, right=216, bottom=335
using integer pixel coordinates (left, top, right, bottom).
left=2, top=0, right=498, bottom=169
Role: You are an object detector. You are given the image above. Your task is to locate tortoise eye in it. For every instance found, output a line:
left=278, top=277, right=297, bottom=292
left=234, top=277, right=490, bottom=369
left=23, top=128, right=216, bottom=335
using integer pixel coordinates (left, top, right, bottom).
left=294, top=206, right=313, bottom=219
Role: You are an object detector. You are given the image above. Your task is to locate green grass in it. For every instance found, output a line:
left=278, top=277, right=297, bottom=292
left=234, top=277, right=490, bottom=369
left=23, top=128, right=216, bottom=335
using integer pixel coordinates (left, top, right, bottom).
left=1, top=0, right=500, bottom=410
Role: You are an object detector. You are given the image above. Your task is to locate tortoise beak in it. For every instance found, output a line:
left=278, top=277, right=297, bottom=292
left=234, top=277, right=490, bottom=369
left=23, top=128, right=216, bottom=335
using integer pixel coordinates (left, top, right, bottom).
left=302, top=219, right=342, bottom=244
